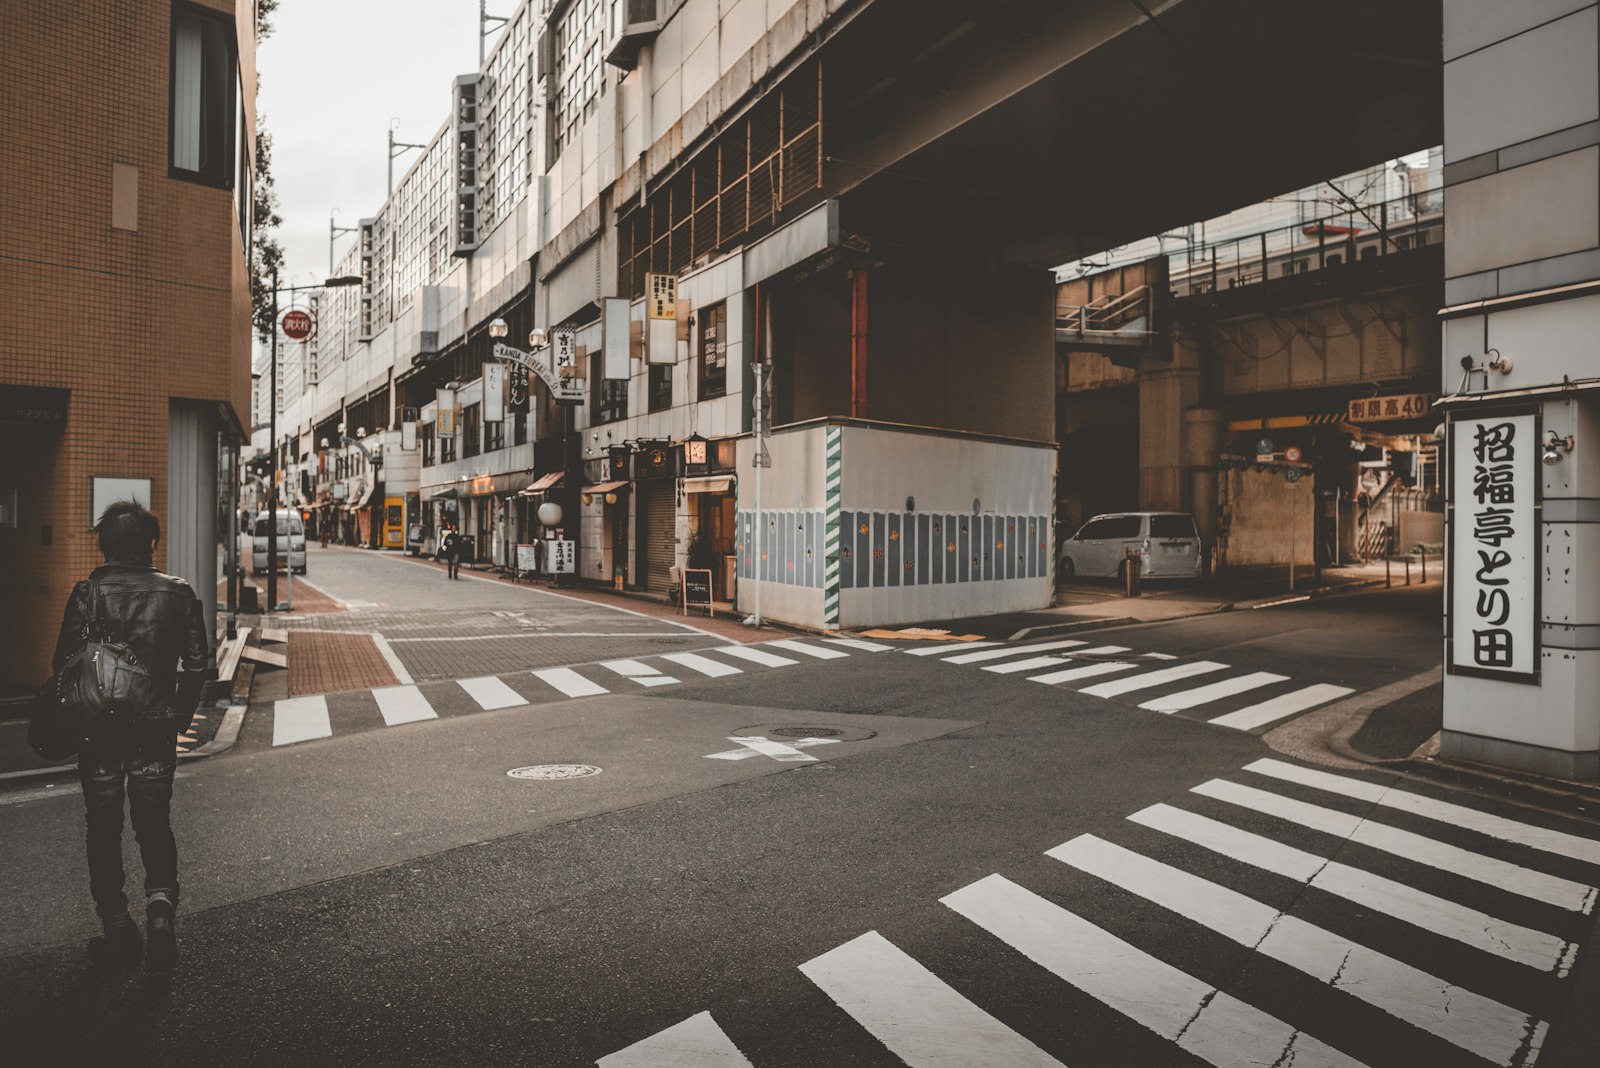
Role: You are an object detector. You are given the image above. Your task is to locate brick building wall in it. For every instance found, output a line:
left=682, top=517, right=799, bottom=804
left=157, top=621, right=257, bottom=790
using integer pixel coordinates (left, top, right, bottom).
left=0, top=0, right=255, bottom=689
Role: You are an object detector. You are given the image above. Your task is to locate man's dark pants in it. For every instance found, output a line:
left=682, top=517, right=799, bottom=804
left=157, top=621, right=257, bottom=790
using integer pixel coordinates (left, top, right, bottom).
left=448, top=551, right=460, bottom=579
left=78, top=725, right=178, bottom=918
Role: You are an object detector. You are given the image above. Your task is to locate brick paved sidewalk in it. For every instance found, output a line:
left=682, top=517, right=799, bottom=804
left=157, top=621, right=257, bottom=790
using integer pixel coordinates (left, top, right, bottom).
left=287, top=631, right=398, bottom=696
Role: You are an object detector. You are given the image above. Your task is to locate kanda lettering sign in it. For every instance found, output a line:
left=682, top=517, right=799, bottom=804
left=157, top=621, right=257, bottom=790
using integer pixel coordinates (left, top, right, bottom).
left=1449, top=408, right=1540, bottom=683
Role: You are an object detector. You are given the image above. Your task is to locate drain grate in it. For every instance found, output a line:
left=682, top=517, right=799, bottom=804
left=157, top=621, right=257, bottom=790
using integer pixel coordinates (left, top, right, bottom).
left=770, top=726, right=843, bottom=739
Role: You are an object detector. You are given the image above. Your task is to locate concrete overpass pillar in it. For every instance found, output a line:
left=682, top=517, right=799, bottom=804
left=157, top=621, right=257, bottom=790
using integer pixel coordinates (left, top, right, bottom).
left=1183, top=406, right=1226, bottom=554
left=1137, top=328, right=1201, bottom=512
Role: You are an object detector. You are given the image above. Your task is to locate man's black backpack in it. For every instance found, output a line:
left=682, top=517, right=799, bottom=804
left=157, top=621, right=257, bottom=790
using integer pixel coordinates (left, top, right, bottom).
left=29, top=582, right=156, bottom=759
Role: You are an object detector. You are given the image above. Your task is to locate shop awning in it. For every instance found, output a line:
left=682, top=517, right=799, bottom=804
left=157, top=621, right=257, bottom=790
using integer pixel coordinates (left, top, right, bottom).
left=519, top=472, right=564, bottom=496
left=683, top=475, right=733, bottom=495
left=348, top=481, right=377, bottom=509
left=582, top=481, right=628, bottom=495
left=431, top=487, right=462, bottom=500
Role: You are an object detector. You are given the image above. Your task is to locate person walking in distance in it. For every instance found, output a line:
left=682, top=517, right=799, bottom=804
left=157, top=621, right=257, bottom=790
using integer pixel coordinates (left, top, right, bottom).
left=443, top=524, right=462, bottom=579
left=53, top=501, right=209, bottom=972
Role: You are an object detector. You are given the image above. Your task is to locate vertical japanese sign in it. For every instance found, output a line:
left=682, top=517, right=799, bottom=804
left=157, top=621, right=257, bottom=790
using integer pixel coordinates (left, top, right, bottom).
left=1449, top=409, right=1540, bottom=683
left=436, top=387, right=457, bottom=439
left=482, top=362, right=506, bottom=423
left=646, top=272, right=677, bottom=365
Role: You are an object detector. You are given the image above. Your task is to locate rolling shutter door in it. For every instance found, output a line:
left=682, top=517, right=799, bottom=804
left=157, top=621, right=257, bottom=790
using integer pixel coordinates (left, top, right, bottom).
left=637, top=479, right=676, bottom=593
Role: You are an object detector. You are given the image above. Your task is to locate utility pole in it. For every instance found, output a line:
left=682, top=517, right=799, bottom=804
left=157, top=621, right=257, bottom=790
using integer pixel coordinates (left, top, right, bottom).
left=268, top=264, right=279, bottom=615
left=748, top=361, right=768, bottom=628
left=387, top=124, right=426, bottom=195
left=479, top=0, right=509, bottom=66
left=330, top=216, right=358, bottom=274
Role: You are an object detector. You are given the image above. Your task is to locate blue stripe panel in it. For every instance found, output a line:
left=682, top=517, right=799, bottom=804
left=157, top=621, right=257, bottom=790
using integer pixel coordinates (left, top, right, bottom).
left=1026, top=516, right=1037, bottom=578
left=980, top=515, right=991, bottom=582
left=900, top=512, right=914, bottom=587
left=856, top=512, right=870, bottom=588
left=839, top=510, right=855, bottom=589
left=887, top=513, right=901, bottom=587
left=805, top=511, right=817, bottom=588
left=872, top=513, right=885, bottom=587
left=930, top=515, right=944, bottom=585
left=1006, top=516, right=1017, bottom=580
left=948, top=515, right=958, bottom=583
left=917, top=513, right=930, bottom=585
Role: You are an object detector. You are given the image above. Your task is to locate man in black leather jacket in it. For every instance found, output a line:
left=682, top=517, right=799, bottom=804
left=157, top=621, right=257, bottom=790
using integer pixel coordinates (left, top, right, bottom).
left=52, top=500, right=210, bottom=972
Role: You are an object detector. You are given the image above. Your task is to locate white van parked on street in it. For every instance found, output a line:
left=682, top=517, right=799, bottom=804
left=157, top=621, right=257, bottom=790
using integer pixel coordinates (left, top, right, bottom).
left=1059, top=511, right=1202, bottom=581
left=252, top=510, right=307, bottom=574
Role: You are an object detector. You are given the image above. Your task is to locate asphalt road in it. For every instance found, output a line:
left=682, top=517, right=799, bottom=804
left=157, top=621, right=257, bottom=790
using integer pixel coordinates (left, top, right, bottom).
left=4, top=584, right=1599, bottom=1067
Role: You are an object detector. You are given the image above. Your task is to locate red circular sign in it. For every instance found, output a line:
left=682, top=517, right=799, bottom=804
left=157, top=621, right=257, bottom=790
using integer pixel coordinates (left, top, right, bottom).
left=1284, top=445, right=1303, bottom=463
left=281, top=309, right=314, bottom=341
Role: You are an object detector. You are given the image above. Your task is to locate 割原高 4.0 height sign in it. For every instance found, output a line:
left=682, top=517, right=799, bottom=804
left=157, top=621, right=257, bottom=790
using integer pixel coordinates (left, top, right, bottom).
left=1448, top=407, right=1541, bottom=684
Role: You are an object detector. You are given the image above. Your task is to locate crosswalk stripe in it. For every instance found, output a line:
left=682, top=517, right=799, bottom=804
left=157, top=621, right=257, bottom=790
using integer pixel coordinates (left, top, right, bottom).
left=1193, top=778, right=1598, bottom=913
left=1139, top=671, right=1288, bottom=713
left=943, top=874, right=1361, bottom=1068
left=597, top=1010, right=753, bottom=1067
left=712, top=645, right=798, bottom=667
left=766, top=639, right=849, bottom=660
left=798, top=930, right=1064, bottom=1067
left=458, top=675, right=527, bottom=711
left=631, top=676, right=679, bottom=688
left=1246, top=758, right=1600, bottom=867
left=1049, top=834, right=1546, bottom=1067
left=372, top=684, right=438, bottom=726
left=271, top=695, right=330, bottom=746
left=1077, top=660, right=1228, bottom=698
left=822, top=637, right=893, bottom=651
left=1131, top=802, right=1578, bottom=974
left=1206, top=684, right=1354, bottom=730
left=903, top=641, right=1001, bottom=656
left=938, top=640, right=1088, bottom=665
left=660, top=652, right=744, bottom=678
left=531, top=667, right=609, bottom=698
left=600, top=659, right=663, bottom=677
left=983, top=656, right=1071, bottom=675
left=1028, top=661, right=1137, bottom=685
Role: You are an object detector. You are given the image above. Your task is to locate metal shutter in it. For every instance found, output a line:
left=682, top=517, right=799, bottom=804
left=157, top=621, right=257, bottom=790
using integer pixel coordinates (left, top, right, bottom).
left=637, top=479, right=676, bottom=594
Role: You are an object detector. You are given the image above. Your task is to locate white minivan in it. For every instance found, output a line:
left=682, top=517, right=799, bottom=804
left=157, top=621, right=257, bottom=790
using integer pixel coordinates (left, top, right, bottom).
left=1059, top=511, right=1202, bottom=581
left=252, top=510, right=307, bottom=574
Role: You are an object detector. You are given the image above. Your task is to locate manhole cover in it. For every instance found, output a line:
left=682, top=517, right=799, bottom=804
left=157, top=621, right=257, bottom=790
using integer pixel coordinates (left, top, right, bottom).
left=737, top=723, right=877, bottom=743
left=771, top=726, right=844, bottom=739
left=507, top=764, right=602, bottom=780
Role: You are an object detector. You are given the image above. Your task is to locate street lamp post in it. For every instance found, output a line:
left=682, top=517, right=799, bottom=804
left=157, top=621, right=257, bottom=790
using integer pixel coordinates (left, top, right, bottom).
left=268, top=271, right=363, bottom=613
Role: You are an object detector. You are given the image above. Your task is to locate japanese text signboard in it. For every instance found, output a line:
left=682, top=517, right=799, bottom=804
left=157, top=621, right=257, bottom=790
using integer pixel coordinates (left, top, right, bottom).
left=1348, top=392, right=1438, bottom=423
left=545, top=539, right=575, bottom=574
left=1449, top=409, right=1540, bottom=683
left=647, top=273, right=677, bottom=320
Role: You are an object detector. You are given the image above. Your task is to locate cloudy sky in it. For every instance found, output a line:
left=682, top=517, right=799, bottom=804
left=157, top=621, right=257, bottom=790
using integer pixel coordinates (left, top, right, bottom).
left=257, top=1, right=487, bottom=287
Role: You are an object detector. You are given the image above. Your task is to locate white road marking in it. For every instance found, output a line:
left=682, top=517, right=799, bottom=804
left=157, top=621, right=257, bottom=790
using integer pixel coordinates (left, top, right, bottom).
left=943, top=874, right=1360, bottom=1068
left=1206, top=684, right=1355, bottom=730
left=938, top=640, right=1089, bottom=665
left=370, top=633, right=413, bottom=684
left=372, top=685, right=437, bottom=726
left=766, top=639, right=849, bottom=660
left=1138, top=671, right=1288, bottom=713
left=660, top=652, right=744, bottom=678
left=1028, top=661, right=1137, bottom=685
left=1050, top=835, right=1546, bottom=1067
left=798, top=931, right=1064, bottom=1067
left=903, top=641, right=1001, bottom=656
left=272, top=695, right=331, bottom=746
left=530, top=667, right=610, bottom=698
left=1078, top=661, right=1228, bottom=698
left=704, top=737, right=839, bottom=761
left=823, top=637, right=893, bottom=651
left=1246, top=758, right=1600, bottom=867
left=1192, top=778, right=1597, bottom=913
left=713, top=735, right=824, bottom=762
left=1146, top=652, right=1178, bottom=659
left=597, top=1010, right=754, bottom=1068
left=707, top=738, right=844, bottom=764
left=600, top=659, right=663, bottom=677
left=712, top=645, right=798, bottom=668
left=385, top=631, right=693, bottom=642
left=632, top=676, right=679, bottom=688
left=1130, top=803, right=1578, bottom=974
left=458, top=675, right=527, bottom=711
left=988, top=645, right=1131, bottom=674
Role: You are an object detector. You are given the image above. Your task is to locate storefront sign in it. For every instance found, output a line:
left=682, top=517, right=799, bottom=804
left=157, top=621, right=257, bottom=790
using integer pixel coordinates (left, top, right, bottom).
left=1449, top=409, right=1539, bottom=683
left=482, top=362, right=506, bottom=423
left=0, top=384, right=69, bottom=425
left=1349, top=392, right=1438, bottom=423
left=436, top=387, right=458, bottom=438
left=492, top=342, right=583, bottom=403
left=647, top=274, right=677, bottom=320
left=546, top=539, right=575, bottom=574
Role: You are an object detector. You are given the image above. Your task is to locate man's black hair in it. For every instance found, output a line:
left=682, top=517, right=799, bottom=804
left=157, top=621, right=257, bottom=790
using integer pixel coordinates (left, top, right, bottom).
left=96, top=500, right=161, bottom=562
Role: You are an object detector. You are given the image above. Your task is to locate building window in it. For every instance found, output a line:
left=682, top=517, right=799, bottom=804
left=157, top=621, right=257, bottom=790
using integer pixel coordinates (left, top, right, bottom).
left=441, top=427, right=457, bottom=464
left=593, top=354, right=628, bottom=424
left=462, top=403, right=482, bottom=458
left=648, top=363, right=672, bottom=412
left=551, top=0, right=606, bottom=161
left=484, top=412, right=505, bottom=453
left=698, top=301, right=727, bottom=399
left=170, top=3, right=237, bottom=187
left=422, top=425, right=436, bottom=467
left=513, top=410, right=528, bottom=446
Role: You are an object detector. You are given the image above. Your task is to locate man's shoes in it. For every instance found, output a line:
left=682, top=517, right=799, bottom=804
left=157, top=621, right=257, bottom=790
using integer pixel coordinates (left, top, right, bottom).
left=87, top=913, right=142, bottom=964
left=145, top=898, right=177, bottom=973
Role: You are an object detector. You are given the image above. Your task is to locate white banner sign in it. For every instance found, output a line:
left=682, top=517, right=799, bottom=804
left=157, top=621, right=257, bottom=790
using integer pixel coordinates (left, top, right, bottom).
left=436, top=388, right=457, bottom=438
left=545, top=538, right=575, bottom=574
left=1449, top=410, right=1539, bottom=683
left=602, top=297, right=631, bottom=380
left=482, top=362, right=506, bottom=424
